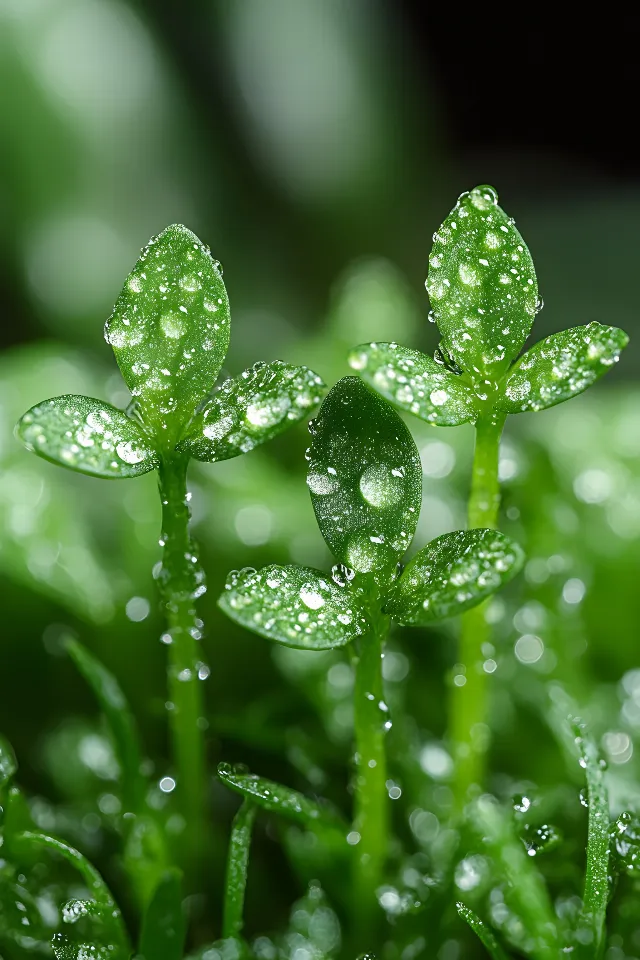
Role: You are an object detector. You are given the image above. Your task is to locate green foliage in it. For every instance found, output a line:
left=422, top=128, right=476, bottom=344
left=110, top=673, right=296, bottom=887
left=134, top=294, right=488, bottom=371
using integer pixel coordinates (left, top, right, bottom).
left=223, top=800, right=256, bottom=940
left=219, top=563, right=369, bottom=649
left=351, top=185, right=627, bottom=423
left=178, top=361, right=325, bottom=462
left=384, top=529, right=524, bottom=625
left=457, top=903, right=510, bottom=960
left=138, top=869, right=186, bottom=960
left=105, top=224, right=230, bottom=446
left=217, top=763, right=346, bottom=832
left=498, top=323, right=629, bottom=414
left=426, top=185, right=539, bottom=380
left=65, top=638, right=145, bottom=813
left=307, top=376, right=422, bottom=576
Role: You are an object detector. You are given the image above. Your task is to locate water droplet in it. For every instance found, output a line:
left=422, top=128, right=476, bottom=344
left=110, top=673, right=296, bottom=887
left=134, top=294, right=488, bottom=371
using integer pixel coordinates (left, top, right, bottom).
left=359, top=462, right=404, bottom=508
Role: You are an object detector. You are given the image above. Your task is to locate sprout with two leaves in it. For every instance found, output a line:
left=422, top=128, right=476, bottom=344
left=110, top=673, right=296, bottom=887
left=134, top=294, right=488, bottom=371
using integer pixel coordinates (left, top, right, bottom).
left=15, top=224, right=325, bottom=877
left=219, top=375, right=524, bottom=924
left=348, top=185, right=629, bottom=807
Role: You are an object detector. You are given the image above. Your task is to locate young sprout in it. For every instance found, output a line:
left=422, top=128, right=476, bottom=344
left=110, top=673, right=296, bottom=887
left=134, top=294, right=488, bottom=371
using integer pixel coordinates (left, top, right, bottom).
left=348, top=185, right=629, bottom=807
left=14, top=224, right=325, bottom=878
left=219, top=375, right=524, bottom=931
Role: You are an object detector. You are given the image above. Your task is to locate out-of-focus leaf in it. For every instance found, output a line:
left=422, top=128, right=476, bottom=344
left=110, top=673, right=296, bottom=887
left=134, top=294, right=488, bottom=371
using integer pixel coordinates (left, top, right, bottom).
left=217, top=763, right=347, bottom=831
left=0, top=735, right=17, bottom=790
left=456, top=903, right=510, bottom=960
left=349, top=342, right=475, bottom=426
left=65, top=639, right=145, bottom=813
left=138, top=869, right=186, bottom=960
left=0, top=346, right=119, bottom=621
left=385, top=530, right=524, bottom=625
left=17, top=832, right=129, bottom=953
left=218, top=564, right=368, bottom=650
left=498, top=323, right=628, bottom=414
left=307, top=377, right=422, bottom=576
left=123, top=814, right=172, bottom=910
left=223, top=800, right=256, bottom=940
left=471, top=797, right=558, bottom=960
left=178, top=362, right=324, bottom=462
left=105, top=225, right=230, bottom=441
left=573, top=721, right=611, bottom=954
left=426, top=185, right=538, bottom=379
left=16, top=395, right=158, bottom=479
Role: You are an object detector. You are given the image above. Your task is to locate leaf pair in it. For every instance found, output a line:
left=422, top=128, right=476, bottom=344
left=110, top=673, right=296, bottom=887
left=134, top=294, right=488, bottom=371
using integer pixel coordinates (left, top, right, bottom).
left=16, top=225, right=324, bottom=479
left=349, top=185, right=628, bottom=425
left=220, top=377, right=523, bottom=650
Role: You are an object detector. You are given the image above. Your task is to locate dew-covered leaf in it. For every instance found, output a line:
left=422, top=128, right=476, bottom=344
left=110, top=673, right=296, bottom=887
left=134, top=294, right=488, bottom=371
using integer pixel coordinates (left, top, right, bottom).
left=307, top=377, right=422, bottom=575
left=223, top=799, right=256, bottom=940
left=348, top=342, right=476, bottom=426
left=138, top=869, right=186, bottom=960
left=52, top=934, right=113, bottom=960
left=0, top=735, right=17, bottom=790
left=426, top=185, right=538, bottom=380
left=217, top=763, right=347, bottom=830
left=456, top=903, right=509, bottom=960
left=498, top=322, right=628, bottom=414
left=177, top=362, right=325, bottom=462
left=384, top=530, right=524, bottom=626
left=573, top=721, right=611, bottom=954
left=104, top=225, right=230, bottom=441
left=66, top=639, right=145, bottom=814
left=16, top=396, right=158, bottom=479
left=18, top=832, right=130, bottom=953
left=218, top=564, right=368, bottom=650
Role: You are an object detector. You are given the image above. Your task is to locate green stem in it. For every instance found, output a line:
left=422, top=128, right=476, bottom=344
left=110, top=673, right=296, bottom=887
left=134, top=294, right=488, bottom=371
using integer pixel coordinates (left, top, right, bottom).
left=352, top=614, right=389, bottom=928
left=223, top=799, right=256, bottom=940
left=449, top=412, right=505, bottom=810
left=158, top=455, right=207, bottom=876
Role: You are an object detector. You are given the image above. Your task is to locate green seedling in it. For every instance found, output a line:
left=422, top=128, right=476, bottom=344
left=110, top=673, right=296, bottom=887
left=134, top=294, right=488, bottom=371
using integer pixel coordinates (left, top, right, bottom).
left=348, top=185, right=629, bottom=806
left=219, top=375, right=524, bottom=930
left=15, top=224, right=325, bottom=875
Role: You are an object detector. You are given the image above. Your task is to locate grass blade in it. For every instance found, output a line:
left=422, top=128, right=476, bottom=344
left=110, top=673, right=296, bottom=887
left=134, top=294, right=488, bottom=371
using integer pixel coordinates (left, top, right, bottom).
left=573, top=720, right=611, bottom=954
left=456, top=903, right=510, bottom=960
left=138, top=868, right=186, bottom=960
left=65, top=637, right=145, bottom=813
left=223, top=799, right=257, bottom=940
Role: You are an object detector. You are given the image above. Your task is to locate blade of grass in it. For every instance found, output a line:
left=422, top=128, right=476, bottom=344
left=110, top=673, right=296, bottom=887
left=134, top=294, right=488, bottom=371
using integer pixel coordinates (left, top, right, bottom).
left=573, top=720, right=611, bottom=956
left=222, top=799, right=257, bottom=940
left=138, top=869, right=186, bottom=960
left=65, top=637, right=145, bottom=814
left=457, top=903, right=510, bottom=960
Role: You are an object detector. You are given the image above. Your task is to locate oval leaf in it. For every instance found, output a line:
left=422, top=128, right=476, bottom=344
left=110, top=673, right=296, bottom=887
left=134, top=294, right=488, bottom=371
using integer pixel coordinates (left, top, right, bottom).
left=307, top=377, right=422, bottom=575
left=16, top=396, right=158, bottom=479
left=385, top=529, right=524, bottom=626
left=498, top=322, right=628, bottom=414
left=177, top=361, right=325, bottom=462
left=349, top=341, right=476, bottom=426
left=426, top=185, right=538, bottom=380
left=218, top=564, right=368, bottom=650
left=66, top=639, right=145, bottom=814
left=138, top=869, right=186, bottom=960
left=104, top=225, right=230, bottom=440
left=217, top=763, right=346, bottom=830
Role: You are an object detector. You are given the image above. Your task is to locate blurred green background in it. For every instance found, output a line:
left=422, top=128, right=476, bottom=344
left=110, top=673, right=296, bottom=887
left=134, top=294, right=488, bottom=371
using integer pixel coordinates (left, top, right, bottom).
left=1, top=2, right=640, bottom=956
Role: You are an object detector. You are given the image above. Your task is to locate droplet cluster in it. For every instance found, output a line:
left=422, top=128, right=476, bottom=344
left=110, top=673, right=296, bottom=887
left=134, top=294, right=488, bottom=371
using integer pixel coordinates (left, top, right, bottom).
left=500, top=322, right=628, bottom=414
left=17, top=396, right=158, bottom=479
left=425, top=184, right=539, bottom=381
left=179, top=361, right=324, bottom=463
left=348, top=341, right=475, bottom=426
left=385, top=529, right=524, bottom=626
left=104, top=224, right=230, bottom=442
left=219, top=564, right=368, bottom=650
left=306, top=377, right=422, bottom=575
